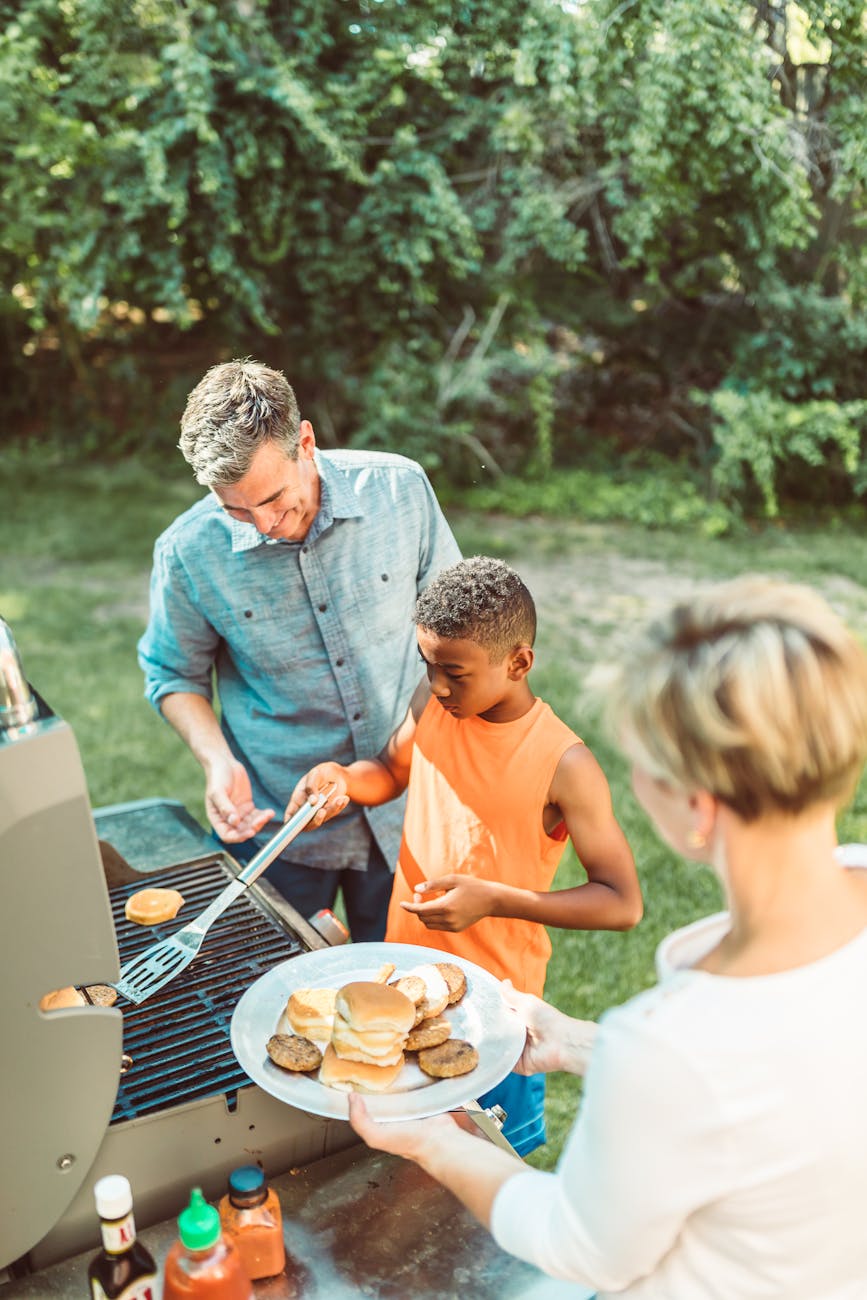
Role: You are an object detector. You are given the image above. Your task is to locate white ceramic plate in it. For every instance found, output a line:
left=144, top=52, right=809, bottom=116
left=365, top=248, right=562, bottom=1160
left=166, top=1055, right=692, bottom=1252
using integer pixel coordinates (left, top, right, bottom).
left=230, top=941, right=525, bottom=1122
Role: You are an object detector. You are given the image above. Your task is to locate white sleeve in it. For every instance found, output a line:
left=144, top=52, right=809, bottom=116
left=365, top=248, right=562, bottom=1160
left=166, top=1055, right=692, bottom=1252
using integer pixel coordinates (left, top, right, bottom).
left=490, top=1005, right=731, bottom=1290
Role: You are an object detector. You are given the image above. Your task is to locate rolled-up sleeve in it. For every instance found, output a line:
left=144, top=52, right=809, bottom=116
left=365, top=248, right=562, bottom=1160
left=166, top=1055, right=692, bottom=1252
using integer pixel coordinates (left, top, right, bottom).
left=490, top=1009, right=728, bottom=1292
left=137, top=539, right=219, bottom=711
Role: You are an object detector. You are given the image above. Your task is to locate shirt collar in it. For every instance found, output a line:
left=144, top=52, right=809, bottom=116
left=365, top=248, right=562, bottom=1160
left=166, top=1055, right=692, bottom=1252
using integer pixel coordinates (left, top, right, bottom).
left=227, top=451, right=363, bottom=553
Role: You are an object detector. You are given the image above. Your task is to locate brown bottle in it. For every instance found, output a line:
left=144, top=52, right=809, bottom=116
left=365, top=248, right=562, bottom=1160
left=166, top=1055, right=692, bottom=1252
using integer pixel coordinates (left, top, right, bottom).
left=88, top=1175, right=158, bottom=1300
left=219, top=1165, right=286, bottom=1281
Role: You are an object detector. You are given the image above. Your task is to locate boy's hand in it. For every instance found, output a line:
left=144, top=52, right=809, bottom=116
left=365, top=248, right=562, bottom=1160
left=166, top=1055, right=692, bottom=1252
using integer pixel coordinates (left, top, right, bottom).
left=284, top=763, right=351, bottom=828
left=400, top=875, right=496, bottom=931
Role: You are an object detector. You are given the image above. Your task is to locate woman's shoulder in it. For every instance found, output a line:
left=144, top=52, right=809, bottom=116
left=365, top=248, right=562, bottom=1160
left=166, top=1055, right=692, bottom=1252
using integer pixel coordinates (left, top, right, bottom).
left=656, top=844, right=867, bottom=981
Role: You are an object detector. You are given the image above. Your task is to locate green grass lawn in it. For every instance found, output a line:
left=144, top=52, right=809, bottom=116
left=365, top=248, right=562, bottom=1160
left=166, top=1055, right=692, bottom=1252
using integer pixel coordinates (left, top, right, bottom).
left=3, top=451, right=867, bottom=1170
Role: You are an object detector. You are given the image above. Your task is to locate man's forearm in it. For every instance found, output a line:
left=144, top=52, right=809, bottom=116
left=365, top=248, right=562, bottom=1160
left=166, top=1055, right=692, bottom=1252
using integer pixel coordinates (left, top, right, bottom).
left=159, top=692, right=232, bottom=772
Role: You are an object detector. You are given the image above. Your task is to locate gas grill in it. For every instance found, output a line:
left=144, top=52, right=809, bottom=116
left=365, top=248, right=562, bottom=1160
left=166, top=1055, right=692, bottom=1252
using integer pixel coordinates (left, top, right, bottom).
left=0, top=616, right=356, bottom=1278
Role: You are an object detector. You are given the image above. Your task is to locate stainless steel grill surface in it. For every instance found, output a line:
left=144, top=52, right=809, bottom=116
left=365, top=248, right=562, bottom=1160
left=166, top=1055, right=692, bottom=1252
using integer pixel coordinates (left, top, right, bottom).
left=108, top=857, right=307, bottom=1122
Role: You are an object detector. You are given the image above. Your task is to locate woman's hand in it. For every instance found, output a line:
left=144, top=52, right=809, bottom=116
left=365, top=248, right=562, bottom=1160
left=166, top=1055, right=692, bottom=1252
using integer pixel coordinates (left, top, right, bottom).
left=348, top=1094, right=460, bottom=1161
left=284, top=763, right=351, bottom=827
left=501, top=980, right=598, bottom=1077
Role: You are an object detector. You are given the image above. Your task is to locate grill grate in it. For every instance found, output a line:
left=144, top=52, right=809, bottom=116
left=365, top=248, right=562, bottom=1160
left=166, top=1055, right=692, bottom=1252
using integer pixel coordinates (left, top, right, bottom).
left=107, top=858, right=308, bottom=1123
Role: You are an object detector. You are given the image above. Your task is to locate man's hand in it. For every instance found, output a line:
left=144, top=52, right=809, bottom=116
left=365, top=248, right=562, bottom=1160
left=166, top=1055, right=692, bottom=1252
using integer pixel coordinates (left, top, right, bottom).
left=501, top=979, right=598, bottom=1077
left=285, top=763, right=351, bottom=828
left=205, top=755, right=275, bottom=842
left=400, top=874, right=497, bottom=931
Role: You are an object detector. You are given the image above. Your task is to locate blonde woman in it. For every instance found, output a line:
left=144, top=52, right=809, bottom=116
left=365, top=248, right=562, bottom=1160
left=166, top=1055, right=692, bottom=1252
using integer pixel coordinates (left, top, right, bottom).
left=350, top=575, right=867, bottom=1299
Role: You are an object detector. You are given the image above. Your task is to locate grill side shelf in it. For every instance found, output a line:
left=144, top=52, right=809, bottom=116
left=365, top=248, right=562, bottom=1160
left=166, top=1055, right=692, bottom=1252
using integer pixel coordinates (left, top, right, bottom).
left=108, top=858, right=307, bottom=1124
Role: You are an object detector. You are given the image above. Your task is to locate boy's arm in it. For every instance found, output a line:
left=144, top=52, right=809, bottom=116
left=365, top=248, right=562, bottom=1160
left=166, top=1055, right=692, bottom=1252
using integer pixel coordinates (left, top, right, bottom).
left=283, top=679, right=428, bottom=827
left=403, top=743, right=643, bottom=932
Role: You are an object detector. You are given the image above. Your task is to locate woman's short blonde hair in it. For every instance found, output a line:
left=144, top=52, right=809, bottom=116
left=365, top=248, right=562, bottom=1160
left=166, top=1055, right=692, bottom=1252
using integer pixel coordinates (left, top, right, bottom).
left=597, top=575, right=867, bottom=820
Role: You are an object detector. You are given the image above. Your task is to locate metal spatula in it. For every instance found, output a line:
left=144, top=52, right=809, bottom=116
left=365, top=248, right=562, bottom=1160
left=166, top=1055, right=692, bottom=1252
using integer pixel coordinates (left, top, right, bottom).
left=113, top=789, right=333, bottom=1005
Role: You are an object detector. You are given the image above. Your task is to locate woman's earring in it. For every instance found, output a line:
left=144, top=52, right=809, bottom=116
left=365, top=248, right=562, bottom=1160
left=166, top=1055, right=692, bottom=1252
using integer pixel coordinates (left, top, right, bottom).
left=687, top=830, right=707, bottom=850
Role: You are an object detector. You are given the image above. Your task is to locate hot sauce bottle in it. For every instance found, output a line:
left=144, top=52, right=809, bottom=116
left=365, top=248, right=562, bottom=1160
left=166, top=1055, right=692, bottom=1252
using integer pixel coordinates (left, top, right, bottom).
left=88, top=1175, right=158, bottom=1300
left=219, top=1165, right=286, bottom=1281
left=162, top=1187, right=253, bottom=1300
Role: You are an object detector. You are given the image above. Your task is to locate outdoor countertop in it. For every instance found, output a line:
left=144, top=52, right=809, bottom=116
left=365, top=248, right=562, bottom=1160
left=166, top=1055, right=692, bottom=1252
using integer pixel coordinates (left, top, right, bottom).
left=4, top=1142, right=589, bottom=1299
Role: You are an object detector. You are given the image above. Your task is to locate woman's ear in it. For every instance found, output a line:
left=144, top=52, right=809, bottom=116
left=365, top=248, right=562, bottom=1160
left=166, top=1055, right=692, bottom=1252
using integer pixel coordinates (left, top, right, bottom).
left=686, top=789, right=718, bottom=853
left=508, top=645, right=535, bottom=681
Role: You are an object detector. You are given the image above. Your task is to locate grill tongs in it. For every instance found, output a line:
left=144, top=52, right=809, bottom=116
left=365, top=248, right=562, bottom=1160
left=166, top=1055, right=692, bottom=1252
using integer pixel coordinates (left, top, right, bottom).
left=112, top=788, right=334, bottom=1005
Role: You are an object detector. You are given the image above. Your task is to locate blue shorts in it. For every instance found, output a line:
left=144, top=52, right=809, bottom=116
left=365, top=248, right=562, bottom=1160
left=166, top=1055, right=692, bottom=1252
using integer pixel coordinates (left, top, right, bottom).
left=477, top=1071, right=546, bottom=1156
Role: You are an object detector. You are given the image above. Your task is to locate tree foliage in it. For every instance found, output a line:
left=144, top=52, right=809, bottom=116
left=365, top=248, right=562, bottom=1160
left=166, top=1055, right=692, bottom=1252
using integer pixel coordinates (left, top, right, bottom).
left=1, top=0, right=865, bottom=517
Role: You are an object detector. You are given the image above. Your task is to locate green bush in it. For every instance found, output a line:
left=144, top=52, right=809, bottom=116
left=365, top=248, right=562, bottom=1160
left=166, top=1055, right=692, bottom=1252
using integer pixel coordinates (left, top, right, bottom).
left=705, top=388, right=867, bottom=518
left=454, top=459, right=733, bottom=535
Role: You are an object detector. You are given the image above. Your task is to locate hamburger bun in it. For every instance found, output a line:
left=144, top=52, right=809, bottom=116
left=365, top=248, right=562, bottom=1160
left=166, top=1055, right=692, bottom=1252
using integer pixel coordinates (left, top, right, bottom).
left=331, top=981, right=415, bottom=1066
left=319, top=1043, right=405, bottom=1093
left=286, top=986, right=338, bottom=1041
left=125, top=887, right=185, bottom=925
left=39, top=986, right=86, bottom=1011
left=405, top=964, right=450, bottom=1022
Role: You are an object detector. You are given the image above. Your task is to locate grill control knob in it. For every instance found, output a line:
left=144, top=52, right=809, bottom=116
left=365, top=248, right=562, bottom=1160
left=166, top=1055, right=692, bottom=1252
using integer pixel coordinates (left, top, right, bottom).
left=308, top=908, right=350, bottom=946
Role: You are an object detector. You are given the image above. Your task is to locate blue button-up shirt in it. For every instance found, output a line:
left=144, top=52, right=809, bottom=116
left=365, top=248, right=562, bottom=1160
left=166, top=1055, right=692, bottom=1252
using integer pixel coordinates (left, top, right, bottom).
left=137, top=449, right=461, bottom=870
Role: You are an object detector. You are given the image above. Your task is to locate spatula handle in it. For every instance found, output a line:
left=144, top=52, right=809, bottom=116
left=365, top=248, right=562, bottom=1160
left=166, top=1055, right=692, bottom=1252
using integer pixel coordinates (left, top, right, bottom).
left=236, top=786, right=334, bottom=888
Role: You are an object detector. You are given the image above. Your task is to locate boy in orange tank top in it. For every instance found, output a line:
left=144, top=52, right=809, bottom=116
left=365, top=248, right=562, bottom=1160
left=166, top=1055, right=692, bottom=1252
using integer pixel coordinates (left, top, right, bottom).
left=286, top=557, right=642, bottom=1153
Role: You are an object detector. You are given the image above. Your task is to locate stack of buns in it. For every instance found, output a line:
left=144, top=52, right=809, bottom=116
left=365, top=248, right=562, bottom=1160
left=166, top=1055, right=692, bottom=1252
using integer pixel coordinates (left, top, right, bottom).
left=266, top=956, right=478, bottom=1091
left=320, top=981, right=416, bottom=1092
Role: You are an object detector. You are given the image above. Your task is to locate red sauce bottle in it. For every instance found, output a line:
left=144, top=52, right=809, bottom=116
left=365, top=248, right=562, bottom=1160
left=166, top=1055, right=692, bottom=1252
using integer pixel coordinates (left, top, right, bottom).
left=88, top=1174, right=157, bottom=1300
left=219, top=1165, right=286, bottom=1281
left=162, top=1187, right=253, bottom=1300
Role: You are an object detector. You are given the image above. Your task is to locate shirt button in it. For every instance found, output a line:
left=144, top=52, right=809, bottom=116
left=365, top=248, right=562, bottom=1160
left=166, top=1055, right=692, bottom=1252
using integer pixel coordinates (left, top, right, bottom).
left=336, top=658, right=344, bottom=667
left=244, top=610, right=253, bottom=619
left=318, top=603, right=327, bottom=612
left=353, top=711, right=361, bottom=721
left=381, top=573, right=389, bottom=582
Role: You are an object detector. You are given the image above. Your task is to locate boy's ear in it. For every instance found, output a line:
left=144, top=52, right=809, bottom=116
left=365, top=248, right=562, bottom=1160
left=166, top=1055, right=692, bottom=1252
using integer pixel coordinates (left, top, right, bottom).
left=507, top=645, right=534, bottom=680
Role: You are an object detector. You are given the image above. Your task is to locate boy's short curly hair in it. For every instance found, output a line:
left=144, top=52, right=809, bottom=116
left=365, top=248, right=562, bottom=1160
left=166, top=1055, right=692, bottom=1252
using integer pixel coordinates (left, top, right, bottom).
left=414, top=557, right=536, bottom=661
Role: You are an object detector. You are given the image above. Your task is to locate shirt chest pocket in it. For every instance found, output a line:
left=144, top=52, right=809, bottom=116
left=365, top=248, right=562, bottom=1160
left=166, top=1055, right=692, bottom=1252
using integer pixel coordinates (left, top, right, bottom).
left=354, top=557, right=419, bottom=644
left=221, top=600, right=325, bottom=676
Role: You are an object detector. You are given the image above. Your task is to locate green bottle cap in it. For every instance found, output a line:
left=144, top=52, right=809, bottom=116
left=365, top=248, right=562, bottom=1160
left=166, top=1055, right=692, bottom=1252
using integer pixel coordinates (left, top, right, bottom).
left=177, top=1188, right=220, bottom=1251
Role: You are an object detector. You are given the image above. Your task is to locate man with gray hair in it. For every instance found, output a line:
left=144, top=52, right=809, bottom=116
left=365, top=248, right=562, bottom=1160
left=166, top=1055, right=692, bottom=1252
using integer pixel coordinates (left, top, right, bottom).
left=138, top=359, right=460, bottom=939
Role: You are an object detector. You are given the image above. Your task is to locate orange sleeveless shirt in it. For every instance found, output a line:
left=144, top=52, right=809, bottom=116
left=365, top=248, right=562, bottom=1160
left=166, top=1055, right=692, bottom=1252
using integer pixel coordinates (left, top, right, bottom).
left=385, top=696, right=581, bottom=996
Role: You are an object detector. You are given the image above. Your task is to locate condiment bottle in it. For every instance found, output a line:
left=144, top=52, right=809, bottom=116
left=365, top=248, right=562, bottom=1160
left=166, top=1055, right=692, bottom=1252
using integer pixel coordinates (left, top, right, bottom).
left=88, top=1174, right=158, bottom=1300
left=162, top=1187, right=253, bottom=1300
left=219, top=1165, right=286, bottom=1280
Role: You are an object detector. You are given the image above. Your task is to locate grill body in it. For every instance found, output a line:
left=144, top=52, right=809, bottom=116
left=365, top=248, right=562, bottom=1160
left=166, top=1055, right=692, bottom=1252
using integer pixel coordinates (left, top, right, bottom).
left=29, top=850, right=357, bottom=1271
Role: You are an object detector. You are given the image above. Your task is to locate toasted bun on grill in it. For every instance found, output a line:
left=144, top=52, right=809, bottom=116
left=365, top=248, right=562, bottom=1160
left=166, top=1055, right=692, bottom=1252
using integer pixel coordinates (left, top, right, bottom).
left=39, top=986, right=85, bottom=1011
left=319, top=1043, right=405, bottom=1093
left=286, top=986, right=338, bottom=1041
left=125, top=887, right=185, bottom=926
left=331, top=981, right=415, bottom=1066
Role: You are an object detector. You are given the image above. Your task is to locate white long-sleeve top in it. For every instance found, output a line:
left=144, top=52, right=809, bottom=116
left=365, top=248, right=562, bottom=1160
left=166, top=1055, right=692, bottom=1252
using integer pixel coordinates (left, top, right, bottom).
left=491, top=880, right=867, bottom=1298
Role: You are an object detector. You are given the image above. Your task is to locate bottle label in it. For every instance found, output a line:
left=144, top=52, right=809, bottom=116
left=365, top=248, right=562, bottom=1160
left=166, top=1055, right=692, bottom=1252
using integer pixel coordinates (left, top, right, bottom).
left=91, top=1279, right=157, bottom=1300
left=100, top=1211, right=137, bottom=1255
